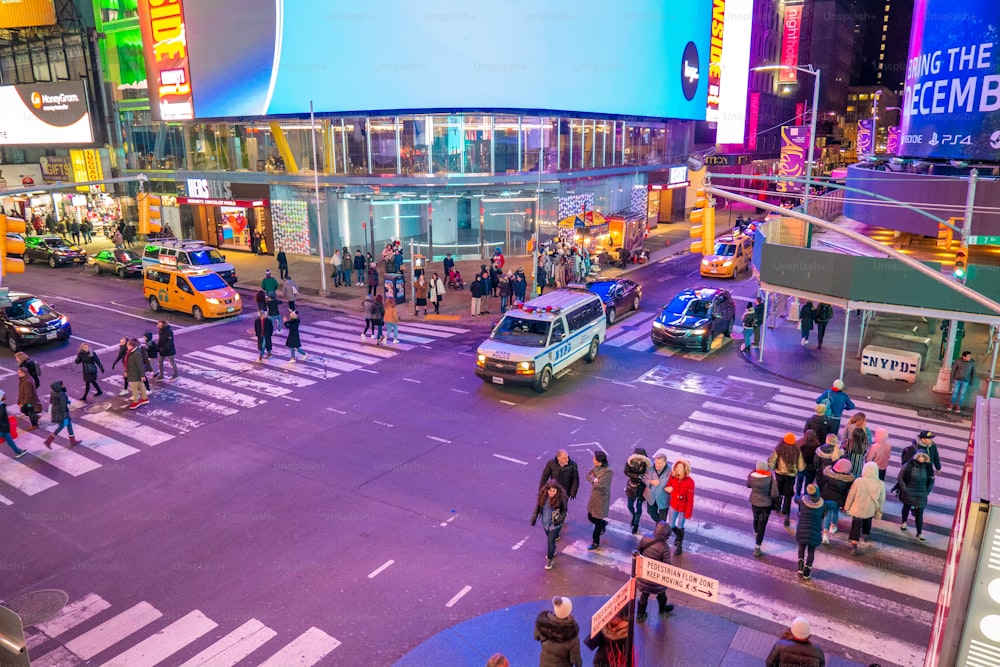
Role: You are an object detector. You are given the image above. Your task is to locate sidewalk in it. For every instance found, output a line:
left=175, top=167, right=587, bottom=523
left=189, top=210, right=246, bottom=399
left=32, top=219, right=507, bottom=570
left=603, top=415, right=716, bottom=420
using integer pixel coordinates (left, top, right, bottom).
left=392, top=595, right=867, bottom=667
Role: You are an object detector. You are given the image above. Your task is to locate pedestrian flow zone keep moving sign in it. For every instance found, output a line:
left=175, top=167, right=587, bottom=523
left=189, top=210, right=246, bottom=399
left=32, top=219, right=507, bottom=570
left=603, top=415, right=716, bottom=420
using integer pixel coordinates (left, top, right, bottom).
left=635, top=555, right=720, bottom=601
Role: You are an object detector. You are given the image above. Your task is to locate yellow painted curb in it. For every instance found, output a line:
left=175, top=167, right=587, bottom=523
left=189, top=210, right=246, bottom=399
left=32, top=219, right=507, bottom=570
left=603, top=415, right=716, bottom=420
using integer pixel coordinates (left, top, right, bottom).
left=423, top=314, right=463, bottom=321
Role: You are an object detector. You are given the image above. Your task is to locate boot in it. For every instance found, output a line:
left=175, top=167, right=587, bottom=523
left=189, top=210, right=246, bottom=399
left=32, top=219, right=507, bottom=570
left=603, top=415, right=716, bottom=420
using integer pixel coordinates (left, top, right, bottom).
left=802, top=565, right=812, bottom=580
left=671, top=526, right=680, bottom=543
left=658, top=598, right=674, bottom=615
left=44, top=434, right=55, bottom=449
left=797, top=558, right=804, bottom=575
left=69, top=436, right=82, bottom=448
left=631, top=517, right=640, bottom=534
left=636, top=604, right=648, bottom=623
left=673, top=528, right=684, bottom=556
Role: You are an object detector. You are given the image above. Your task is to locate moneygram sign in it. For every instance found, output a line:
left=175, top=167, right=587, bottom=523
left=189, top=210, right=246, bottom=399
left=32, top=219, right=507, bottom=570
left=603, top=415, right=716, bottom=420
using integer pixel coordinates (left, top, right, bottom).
left=138, top=0, right=194, bottom=121
left=0, top=82, right=93, bottom=145
left=901, top=0, right=1000, bottom=159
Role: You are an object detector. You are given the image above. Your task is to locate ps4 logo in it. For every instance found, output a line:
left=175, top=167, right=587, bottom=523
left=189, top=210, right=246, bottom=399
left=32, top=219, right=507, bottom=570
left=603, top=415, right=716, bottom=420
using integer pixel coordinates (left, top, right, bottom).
left=928, top=133, right=972, bottom=147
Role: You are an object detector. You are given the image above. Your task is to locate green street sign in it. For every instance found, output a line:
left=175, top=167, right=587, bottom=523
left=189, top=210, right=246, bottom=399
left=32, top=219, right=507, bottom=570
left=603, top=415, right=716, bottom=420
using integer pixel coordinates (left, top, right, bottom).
left=966, top=235, right=1000, bottom=246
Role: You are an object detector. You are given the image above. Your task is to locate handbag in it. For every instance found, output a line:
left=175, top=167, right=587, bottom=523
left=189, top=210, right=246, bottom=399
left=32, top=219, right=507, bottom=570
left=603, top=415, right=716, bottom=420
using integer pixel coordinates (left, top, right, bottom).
left=769, top=473, right=782, bottom=511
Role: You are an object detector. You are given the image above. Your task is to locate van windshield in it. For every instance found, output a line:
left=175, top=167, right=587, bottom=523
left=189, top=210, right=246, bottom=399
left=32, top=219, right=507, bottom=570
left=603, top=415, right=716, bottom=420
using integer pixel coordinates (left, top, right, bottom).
left=189, top=273, right=228, bottom=291
left=491, top=316, right=551, bottom=347
left=187, top=249, right=225, bottom=265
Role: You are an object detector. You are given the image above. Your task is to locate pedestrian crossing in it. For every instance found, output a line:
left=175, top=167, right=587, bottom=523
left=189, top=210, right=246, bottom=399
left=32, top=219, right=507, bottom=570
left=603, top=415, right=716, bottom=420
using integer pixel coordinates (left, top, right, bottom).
left=603, top=310, right=733, bottom=358
left=23, top=592, right=339, bottom=666
left=557, top=376, right=968, bottom=667
left=0, top=315, right=468, bottom=506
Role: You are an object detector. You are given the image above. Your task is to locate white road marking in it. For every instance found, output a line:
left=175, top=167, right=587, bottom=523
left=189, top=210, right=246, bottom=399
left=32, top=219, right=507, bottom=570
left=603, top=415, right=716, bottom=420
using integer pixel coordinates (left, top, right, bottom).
left=0, top=493, right=11, bottom=505
left=62, top=423, right=140, bottom=461
left=18, top=431, right=102, bottom=476
left=78, top=409, right=173, bottom=446
left=427, top=436, right=451, bottom=444
left=0, top=455, right=58, bottom=495
left=557, top=412, right=586, bottom=421
left=512, top=537, right=528, bottom=550
left=176, top=619, right=277, bottom=667
left=451, top=388, right=469, bottom=394
left=256, top=627, right=341, bottom=667
left=372, top=420, right=394, bottom=428
left=403, top=378, right=421, bottom=383
left=185, top=351, right=318, bottom=387
left=445, top=585, right=473, bottom=608
left=356, top=368, right=378, bottom=374
left=60, top=601, right=163, bottom=661
left=327, top=408, right=346, bottom=415
left=35, top=593, right=111, bottom=638
left=493, top=454, right=527, bottom=465
left=440, top=514, right=458, bottom=527
left=499, top=400, right=517, bottom=406
left=101, top=609, right=218, bottom=667
left=367, top=560, right=395, bottom=579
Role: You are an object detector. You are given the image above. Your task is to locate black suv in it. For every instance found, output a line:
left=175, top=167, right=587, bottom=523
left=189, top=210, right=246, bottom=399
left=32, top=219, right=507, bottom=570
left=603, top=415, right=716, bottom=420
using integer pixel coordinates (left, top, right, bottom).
left=0, top=293, right=72, bottom=352
left=651, top=287, right=736, bottom=352
left=24, top=236, right=87, bottom=267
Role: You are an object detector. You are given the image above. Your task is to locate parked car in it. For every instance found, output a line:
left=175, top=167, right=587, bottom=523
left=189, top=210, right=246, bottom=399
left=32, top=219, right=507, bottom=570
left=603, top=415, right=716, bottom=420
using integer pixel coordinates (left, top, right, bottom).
left=5, top=233, right=24, bottom=260
left=585, top=278, right=642, bottom=324
left=89, top=248, right=143, bottom=277
left=651, top=287, right=736, bottom=352
left=0, top=292, right=72, bottom=352
left=24, top=236, right=87, bottom=267
left=700, top=234, right=753, bottom=278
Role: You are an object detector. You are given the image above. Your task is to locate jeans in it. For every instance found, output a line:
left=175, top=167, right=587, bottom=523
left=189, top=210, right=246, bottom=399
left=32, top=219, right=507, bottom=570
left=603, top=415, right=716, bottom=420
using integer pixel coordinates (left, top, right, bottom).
left=289, top=346, right=305, bottom=360
left=270, top=315, right=282, bottom=332
left=646, top=501, right=666, bottom=523
left=822, top=500, right=840, bottom=531
left=279, top=264, right=289, bottom=280
left=794, top=469, right=817, bottom=497
left=952, top=379, right=970, bottom=408
left=343, top=268, right=352, bottom=285
left=776, top=474, right=795, bottom=516
left=2, top=432, right=21, bottom=454
left=545, top=525, right=562, bottom=559
left=849, top=516, right=873, bottom=541
left=257, top=338, right=272, bottom=357
left=52, top=417, right=74, bottom=438
left=158, top=355, right=177, bottom=378
left=385, top=322, right=398, bottom=341
left=752, top=506, right=771, bottom=545
left=742, top=327, right=753, bottom=351
left=373, top=322, right=384, bottom=340
left=588, top=512, right=607, bottom=544
left=627, top=495, right=644, bottom=527
left=666, top=508, right=686, bottom=530
left=500, top=295, right=509, bottom=313
left=901, top=504, right=924, bottom=534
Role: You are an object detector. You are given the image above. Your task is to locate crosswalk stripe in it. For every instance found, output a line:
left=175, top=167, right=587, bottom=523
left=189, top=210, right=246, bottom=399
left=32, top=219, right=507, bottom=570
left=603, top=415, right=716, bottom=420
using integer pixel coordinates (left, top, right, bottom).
left=145, top=388, right=239, bottom=418
left=78, top=409, right=173, bottom=446
left=101, top=610, right=218, bottom=667
left=0, top=454, right=58, bottom=495
left=605, top=311, right=656, bottom=336
left=296, top=330, right=396, bottom=359
left=256, top=627, right=341, bottom=666
left=185, top=352, right=318, bottom=387
left=226, top=338, right=370, bottom=372
left=35, top=593, right=111, bottom=638
left=297, top=325, right=414, bottom=354
left=62, top=423, right=140, bottom=461
left=177, top=618, right=278, bottom=667
left=17, top=431, right=102, bottom=476
left=306, top=320, right=430, bottom=345
left=205, top=344, right=331, bottom=375
left=605, top=325, right=653, bottom=348
left=171, top=376, right=286, bottom=406
left=0, top=492, right=11, bottom=505
left=371, top=318, right=468, bottom=336
left=61, top=601, right=163, bottom=661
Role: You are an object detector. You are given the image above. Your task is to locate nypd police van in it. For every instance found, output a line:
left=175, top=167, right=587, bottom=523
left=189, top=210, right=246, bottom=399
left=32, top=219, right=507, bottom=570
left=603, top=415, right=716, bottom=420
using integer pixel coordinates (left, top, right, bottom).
left=476, top=288, right=606, bottom=392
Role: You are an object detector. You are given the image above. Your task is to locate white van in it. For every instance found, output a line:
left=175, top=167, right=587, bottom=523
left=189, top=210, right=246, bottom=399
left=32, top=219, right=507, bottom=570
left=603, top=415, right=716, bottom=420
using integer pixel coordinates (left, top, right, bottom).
left=142, top=240, right=238, bottom=285
left=476, top=288, right=606, bottom=392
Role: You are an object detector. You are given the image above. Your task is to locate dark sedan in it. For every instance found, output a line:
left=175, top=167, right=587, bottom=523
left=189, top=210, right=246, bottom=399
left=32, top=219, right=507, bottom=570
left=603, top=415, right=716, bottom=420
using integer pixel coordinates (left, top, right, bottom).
left=24, top=236, right=87, bottom=268
left=89, top=248, right=143, bottom=277
left=0, top=292, right=72, bottom=352
left=585, top=278, right=642, bottom=324
left=651, top=287, right=736, bottom=352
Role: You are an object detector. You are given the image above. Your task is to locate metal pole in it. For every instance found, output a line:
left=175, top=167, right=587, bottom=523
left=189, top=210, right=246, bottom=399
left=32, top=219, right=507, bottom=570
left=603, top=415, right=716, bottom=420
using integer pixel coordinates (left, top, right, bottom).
left=626, top=554, right=638, bottom=667
left=310, top=101, right=328, bottom=296
left=804, top=67, right=820, bottom=222
left=410, top=238, right=416, bottom=315
left=757, top=291, right=768, bottom=362
left=839, top=307, right=851, bottom=381
left=943, top=169, right=978, bottom=365
left=989, top=328, right=999, bottom=399
left=857, top=310, right=868, bottom=357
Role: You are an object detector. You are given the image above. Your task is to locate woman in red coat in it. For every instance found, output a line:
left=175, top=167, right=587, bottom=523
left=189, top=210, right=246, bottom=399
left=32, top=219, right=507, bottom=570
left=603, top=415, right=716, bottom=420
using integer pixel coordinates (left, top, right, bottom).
left=665, top=459, right=695, bottom=556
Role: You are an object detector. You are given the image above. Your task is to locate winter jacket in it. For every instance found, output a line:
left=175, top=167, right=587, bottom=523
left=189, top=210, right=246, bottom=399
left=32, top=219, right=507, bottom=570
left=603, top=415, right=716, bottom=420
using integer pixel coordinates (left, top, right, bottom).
left=583, top=616, right=632, bottom=667
left=533, top=611, right=582, bottom=667
left=284, top=318, right=301, bottom=348
left=798, top=303, right=814, bottom=332
left=370, top=302, right=385, bottom=325
left=145, top=334, right=158, bottom=359
left=803, top=414, right=832, bottom=444
left=266, top=298, right=281, bottom=318
left=768, top=444, right=805, bottom=477
left=747, top=471, right=775, bottom=508
left=800, top=438, right=821, bottom=472
left=539, top=457, right=580, bottom=499
left=0, top=402, right=9, bottom=434
left=157, top=324, right=176, bottom=356
left=415, top=280, right=429, bottom=299
left=586, top=466, right=613, bottom=519
left=815, top=388, right=855, bottom=418
left=353, top=253, right=365, bottom=272
left=901, top=439, right=942, bottom=472
left=49, top=381, right=69, bottom=423
left=898, top=459, right=935, bottom=509
left=499, top=277, right=513, bottom=297
left=367, top=266, right=379, bottom=287
left=110, top=343, right=127, bottom=370
left=363, top=297, right=374, bottom=319
left=866, top=436, right=892, bottom=471
left=18, top=373, right=40, bottom=412
left=766, top=634, right=826, bottom=667
left=531, top=493, right=568, bottom=531
left=261, top=275, right=279, bottom=294
left=125, top=347, right=145, bottom=382
left=795, top=494, right=825, bottom=546
left=817, top=465, right=854, bottom=507
left=642, top=458, right=671, bottom=508
left=254, top=317, right=274, bottom=340
left=18, top=357, right=40, bottom=388
left=281, top=279, right=299, bottom=301
left=384, top=303, right=400, bottom=325
left=470, top=279, right=483, bottom=299
left=623, top=453, right=651, bottom=499
left=139, top=346, right=153, bottom=373
left=844, top=462, right=885, bottom=520
left=812, top=444, right=842, bottom=483
left=75, top=350, right=104, bottom=382
left=636, top=522, right=671, bottom=595
left=667, top=472, right=695, bottom=519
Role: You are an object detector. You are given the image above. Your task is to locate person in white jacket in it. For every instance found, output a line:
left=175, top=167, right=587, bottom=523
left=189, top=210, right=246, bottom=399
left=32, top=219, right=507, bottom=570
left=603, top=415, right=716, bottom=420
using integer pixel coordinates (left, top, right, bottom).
left=844, top=461, right=886, bottom=555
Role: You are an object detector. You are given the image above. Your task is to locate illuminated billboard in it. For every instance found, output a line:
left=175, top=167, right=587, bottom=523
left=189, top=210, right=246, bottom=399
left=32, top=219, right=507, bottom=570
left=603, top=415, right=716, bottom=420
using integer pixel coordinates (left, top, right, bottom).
left=0, top=0, right=55, bottom=29
left=779, top=4, right=803, bottom=83
left=139, top=0, right=712, bottom=121
left=706, top=0, right=726, bottom=123
left=0, top=82, right=94, bottom=145
left=716, top=0, right=752, bottom=144
left=900, top=0, right=1000, bottom=160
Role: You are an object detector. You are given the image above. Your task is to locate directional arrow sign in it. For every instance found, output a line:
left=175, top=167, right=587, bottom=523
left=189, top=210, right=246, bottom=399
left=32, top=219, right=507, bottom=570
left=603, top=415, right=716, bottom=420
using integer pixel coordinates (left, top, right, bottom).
left=590, top=578, right=634, bottom=639
left=635, top=555, right=720, bottom=603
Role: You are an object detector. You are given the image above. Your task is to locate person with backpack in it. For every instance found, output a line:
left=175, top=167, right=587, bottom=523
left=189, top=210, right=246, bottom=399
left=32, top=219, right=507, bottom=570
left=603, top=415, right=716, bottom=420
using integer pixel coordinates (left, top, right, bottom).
left=898, top=451, right=935, bottom=541
left=74, top=343, right=105, bottom=400
left=768, top=433, right=805, bottom=527
left=531, top=480, right=568, bottom=570
left=795, top=484, right=825, bottom=580
left=803, top=404, right=832, bottom=445
left=634, top=521, right=675, bottom=622
left=16, top=368, right=42, bottom=432
left=901, top=430, right=941, bottom=472
left=741, top=301, right=756, bottom=353
left=814, top=303, right=834, bottom=349
left=815, top=379, right=855, bottom=436
left=282, top=275, right=299, bottom=312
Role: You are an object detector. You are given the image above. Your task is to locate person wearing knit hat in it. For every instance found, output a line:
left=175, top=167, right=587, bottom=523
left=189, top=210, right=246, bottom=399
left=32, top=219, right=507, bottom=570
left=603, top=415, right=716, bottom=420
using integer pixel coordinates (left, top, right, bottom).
left=844, top=461, right=886, bottom=555
left=815, top=378, right=855, bottom=436
left=818, top=458, right=855, bottom=544
left=794, top=484, right=825, bottom=580
left=803, top=402, right=832, bottom=445
left=747, top=459, right=779, bottom=556
left=766, top=616, right=825, bottom=666
left=768, top=433, right=805, bottom=527
left=533, top=596, right=582, bottom=667
left=898, top=449, right=935, bottom=541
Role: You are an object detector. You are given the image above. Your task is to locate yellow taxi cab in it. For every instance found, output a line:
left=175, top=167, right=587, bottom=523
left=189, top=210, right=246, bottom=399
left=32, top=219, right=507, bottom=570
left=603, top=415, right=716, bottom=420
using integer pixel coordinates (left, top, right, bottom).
left=143, top=266, right=242, bottom=321
left=699, top=234, right=753, bottom=278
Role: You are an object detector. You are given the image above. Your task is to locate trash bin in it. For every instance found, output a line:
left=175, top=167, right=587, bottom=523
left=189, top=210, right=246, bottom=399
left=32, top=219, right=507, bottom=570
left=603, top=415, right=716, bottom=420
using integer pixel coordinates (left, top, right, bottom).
left=384, top=273, right=406, bottom=304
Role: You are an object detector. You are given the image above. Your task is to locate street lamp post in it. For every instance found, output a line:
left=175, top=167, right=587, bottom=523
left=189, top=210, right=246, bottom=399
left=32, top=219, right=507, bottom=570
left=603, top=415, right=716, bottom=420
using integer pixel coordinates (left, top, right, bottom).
left=752, top=64, right=821, bottom=217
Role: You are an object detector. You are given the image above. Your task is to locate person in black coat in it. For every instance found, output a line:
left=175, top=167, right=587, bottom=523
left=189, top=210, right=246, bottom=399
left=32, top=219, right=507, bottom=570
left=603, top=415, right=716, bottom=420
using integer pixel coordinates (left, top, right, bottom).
left=803, top=404, right=832, bottom=445
left=538, top=450, right=580, bottom=500
left=276, top=249, right=289, bottom=279
left=798, top=301, right=815, bottom=346
left=254, top=311, right=274, bottom=360
left=352, top=249, right=366, bottom=286
left=533, top=596, right=582, bottom=667
left=635, top=521, right=675, bottom=622
left=284, top=311, right=305, bottom=361
left=470, top=275, right=483, bottom=316
left=156, top=320, right=177, bottom=379
left=898, top=451, right=935, bottom=541
left=624, top=448, right=651, bottom=534
left=74, top=343, right=105, bottom=400
left=584, top=612, right=632, bottom=667
left=795, top=484, right=825, bottom=580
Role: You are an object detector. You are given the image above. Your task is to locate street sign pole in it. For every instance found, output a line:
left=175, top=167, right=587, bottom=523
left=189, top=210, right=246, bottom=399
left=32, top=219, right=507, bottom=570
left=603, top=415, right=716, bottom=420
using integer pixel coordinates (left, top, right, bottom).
left=626, top=553, right=637, bottom=667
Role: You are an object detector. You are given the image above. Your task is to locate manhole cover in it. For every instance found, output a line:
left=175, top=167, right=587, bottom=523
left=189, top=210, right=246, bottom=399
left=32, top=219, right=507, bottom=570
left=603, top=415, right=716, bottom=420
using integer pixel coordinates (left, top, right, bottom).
left=84, top=401, right=114, bottom=414
left=5, top=589, right=69, bottom=626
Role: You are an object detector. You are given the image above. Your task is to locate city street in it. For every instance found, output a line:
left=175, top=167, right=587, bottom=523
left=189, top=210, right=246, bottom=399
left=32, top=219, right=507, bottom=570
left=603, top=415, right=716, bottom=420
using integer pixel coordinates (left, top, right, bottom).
left=2, top=255, right=964, bottom=666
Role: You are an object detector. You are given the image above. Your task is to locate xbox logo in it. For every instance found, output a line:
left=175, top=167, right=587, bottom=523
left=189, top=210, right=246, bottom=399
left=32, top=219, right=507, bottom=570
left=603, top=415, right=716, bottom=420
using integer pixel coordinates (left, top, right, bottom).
left=990, top=130, right=1000, bottom=149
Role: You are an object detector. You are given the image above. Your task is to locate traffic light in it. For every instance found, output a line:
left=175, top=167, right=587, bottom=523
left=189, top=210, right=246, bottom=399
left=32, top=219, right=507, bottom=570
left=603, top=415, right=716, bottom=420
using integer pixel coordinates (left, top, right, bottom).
left=953, top=247, right=967, bottom=281
left=690, top=188, right=716, bottom=255
left=0, top=214, right=25, bottom=278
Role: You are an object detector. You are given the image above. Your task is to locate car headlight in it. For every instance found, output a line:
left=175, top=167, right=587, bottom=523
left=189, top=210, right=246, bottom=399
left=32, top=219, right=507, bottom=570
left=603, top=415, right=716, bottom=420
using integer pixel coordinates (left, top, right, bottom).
left=701, top=258, right=710, bottom=265
left=15, top=326, right=32, bottom=333
left=233, top=293, right=241, bottom=301
left=652, top=322, right=664, bottom=330
left=58, top=316, right=68, bottom=326
left=477, top=354, right=486, bottom=367
left=692, top=328, right=707, bottom=335
left=516, top=360, right=535, bottom=375
left=722, top=259, right=733, bottom=266
left=206, top=298, right=221, bottom=304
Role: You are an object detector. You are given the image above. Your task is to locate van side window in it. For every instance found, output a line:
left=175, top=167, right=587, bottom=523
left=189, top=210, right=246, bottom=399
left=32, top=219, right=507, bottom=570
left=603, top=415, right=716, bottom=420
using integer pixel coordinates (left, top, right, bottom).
left=567, top=299, right=603, bottom=332
left=176, top=276, right=194, bottom=294
left=143, top=245, right=159, bottom=260
left=147, top=269, right=170, bottom=284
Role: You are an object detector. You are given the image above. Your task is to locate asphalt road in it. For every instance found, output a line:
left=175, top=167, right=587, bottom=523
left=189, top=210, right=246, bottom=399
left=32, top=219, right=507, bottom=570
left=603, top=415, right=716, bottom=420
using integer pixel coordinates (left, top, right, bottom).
left=1, top=256, right=959, bottom=666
